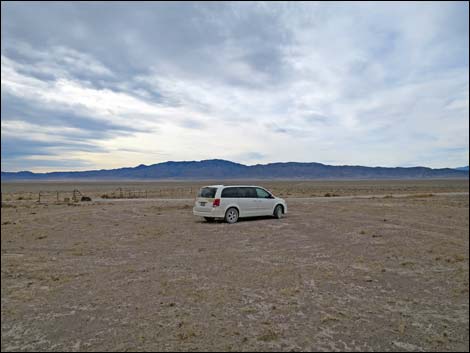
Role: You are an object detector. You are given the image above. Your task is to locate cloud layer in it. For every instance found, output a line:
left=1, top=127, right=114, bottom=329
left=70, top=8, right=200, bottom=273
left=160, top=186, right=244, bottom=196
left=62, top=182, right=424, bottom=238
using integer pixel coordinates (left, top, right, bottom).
left=1, top=1, right=469, bottom=171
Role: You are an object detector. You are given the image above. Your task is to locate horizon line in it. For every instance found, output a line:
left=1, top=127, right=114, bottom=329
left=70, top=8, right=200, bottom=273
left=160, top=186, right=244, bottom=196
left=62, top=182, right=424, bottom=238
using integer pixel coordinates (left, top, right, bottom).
left=2, top=158, right=469, bottom=174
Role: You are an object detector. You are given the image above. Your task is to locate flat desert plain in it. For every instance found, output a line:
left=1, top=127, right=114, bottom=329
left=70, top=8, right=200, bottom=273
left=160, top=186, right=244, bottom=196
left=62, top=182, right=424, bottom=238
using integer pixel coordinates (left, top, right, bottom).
left=1, top=180, right=469, bottom=351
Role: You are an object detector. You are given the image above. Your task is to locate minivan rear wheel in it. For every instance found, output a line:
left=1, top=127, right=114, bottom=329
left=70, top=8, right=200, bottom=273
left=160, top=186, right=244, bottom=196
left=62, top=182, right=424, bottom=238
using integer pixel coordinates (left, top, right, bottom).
left=274, top=205, right=283, bottom=219
left=225, top=207, right=239, bottom=224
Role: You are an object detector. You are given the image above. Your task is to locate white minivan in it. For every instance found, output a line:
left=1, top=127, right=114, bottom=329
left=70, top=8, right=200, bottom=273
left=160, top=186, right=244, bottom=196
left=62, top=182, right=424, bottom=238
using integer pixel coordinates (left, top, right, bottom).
left=193, top=185, right=287, bottom=223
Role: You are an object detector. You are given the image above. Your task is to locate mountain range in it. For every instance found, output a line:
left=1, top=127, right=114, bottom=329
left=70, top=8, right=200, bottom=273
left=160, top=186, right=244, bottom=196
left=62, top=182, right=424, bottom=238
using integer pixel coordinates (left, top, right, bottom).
left=1, top=159, right=469, bottom=180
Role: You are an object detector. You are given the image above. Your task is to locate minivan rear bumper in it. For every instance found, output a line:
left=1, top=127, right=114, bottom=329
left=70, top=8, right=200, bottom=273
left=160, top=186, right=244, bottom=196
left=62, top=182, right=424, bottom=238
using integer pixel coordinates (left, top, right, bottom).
left=193, top=207, right=225, bottom=218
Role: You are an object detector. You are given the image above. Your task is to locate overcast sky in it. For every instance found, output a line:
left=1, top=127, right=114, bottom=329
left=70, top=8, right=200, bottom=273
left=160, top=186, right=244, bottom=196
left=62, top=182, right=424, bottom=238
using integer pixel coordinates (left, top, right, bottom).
left=1, top=1, right=469, bottom=172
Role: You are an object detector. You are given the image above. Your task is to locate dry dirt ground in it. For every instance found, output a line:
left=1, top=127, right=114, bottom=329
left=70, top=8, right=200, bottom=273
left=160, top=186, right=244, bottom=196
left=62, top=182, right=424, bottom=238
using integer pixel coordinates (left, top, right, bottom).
left=1, top=181, right=469, bottom=351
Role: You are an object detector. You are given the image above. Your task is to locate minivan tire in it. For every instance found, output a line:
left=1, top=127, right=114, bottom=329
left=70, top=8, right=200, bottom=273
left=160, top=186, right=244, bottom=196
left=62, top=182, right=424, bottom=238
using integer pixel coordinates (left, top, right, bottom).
left=274, top=205, right=283, bottom=219
left=225, top=207, right=239, bottom=224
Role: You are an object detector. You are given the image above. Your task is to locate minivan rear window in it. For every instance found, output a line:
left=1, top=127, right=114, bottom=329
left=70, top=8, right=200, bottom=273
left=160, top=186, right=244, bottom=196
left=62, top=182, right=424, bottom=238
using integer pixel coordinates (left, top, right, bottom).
left=198, top=187, right=217, bottom=198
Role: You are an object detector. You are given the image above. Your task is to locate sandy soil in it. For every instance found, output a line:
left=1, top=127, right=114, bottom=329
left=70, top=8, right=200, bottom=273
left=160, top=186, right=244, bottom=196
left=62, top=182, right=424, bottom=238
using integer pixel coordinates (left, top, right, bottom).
left=1, top=182, right=469, bottom=351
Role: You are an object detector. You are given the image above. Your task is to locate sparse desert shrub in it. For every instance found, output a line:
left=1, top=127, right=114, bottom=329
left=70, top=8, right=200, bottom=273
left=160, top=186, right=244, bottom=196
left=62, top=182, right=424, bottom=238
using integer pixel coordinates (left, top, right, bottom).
left=324, top=193, right=339, bottom=197
left=321, top=314, right=340, bottom=323
left=453, top=254, right=465, bottom=262
left=398, top=321, right=406, bottom=335
left=81, top=196, right=92, bottom=202
left=257, top=329, right=279, bottom=342
left=444, top=254, right=465, bottom=263
left=1, top=203, right=16, bottom=208
left=400, top=261, right=415, bottom=267
left=177, top=330, right=197, bottom=341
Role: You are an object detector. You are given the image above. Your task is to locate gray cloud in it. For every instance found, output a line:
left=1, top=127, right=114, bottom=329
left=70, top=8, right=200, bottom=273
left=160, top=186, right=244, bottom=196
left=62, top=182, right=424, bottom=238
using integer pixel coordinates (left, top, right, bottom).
left=1, top=92, right=146, bottom=138
left=1, top=135, right=106, bottom=171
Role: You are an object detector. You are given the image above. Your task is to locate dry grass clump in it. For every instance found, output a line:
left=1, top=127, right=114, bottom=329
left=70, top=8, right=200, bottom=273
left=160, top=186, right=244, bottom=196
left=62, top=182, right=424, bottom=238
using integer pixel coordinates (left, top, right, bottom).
left=324, top=193, right=339, bottom=197
left=1, top=203, right=17, bottom=208
left=406, top=193, right=434, bottom=198
left=257, top=328, right=280, bottom=342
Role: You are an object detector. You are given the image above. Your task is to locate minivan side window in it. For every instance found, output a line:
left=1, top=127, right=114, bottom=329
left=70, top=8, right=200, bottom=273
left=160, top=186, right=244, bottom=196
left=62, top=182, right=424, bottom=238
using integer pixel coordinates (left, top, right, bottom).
left=235, top=187, right=247, bottom=198
left=221, top=187, right=239, bottom=198
left=239, top=187, right=257, bottom=198
left=220, top=187, right=260, bottom=198
left=256, top=188, right=271, bottom=198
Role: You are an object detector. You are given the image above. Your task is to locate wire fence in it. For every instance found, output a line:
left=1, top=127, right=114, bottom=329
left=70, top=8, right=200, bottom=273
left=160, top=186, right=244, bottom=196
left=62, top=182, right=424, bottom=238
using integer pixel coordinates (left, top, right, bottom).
left=100, top=187, right=196, bottom=199
left=1, top=189, right=90, bottom=204
left=1, top=186, right=199, bottom=205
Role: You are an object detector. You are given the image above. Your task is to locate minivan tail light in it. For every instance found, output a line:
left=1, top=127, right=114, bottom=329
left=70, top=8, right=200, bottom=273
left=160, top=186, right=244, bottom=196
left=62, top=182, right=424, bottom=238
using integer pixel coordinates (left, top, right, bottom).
left=213, top=198, right=220, bottom=207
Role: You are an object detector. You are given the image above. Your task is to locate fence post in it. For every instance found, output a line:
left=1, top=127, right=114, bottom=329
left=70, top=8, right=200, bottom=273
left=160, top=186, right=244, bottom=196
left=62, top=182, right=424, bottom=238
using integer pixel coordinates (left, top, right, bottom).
left=73, top=189, right=79, bottom=202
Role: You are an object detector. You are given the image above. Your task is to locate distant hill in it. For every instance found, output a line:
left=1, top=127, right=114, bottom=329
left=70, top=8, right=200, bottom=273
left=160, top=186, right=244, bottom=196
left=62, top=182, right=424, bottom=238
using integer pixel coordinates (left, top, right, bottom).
left=1, top=159, right=469, bottom=181
left=455, top=166, right=469, bottom=171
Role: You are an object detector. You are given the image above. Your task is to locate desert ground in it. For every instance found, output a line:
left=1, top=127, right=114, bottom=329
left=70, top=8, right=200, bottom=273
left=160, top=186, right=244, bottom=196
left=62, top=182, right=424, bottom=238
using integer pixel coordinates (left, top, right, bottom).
left=1, top=180, right=469, bottom=351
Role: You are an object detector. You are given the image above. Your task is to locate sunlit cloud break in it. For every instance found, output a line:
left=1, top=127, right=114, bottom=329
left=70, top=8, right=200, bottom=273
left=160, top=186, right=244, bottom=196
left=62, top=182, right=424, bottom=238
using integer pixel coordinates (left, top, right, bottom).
left=1, top=1, right=469, bottom=172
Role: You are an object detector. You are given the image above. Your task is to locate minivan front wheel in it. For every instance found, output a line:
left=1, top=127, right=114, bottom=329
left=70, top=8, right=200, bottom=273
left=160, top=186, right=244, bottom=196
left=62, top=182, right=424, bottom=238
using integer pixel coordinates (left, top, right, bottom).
left=225, top=207, right=239, bottom=224
left=274, top=205, right=283, bottom=219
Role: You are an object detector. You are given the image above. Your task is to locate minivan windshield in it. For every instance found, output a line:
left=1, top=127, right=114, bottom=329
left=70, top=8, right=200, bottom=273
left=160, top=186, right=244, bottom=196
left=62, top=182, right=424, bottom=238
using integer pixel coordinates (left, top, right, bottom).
left=197, top=187, right=217, bottom=198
